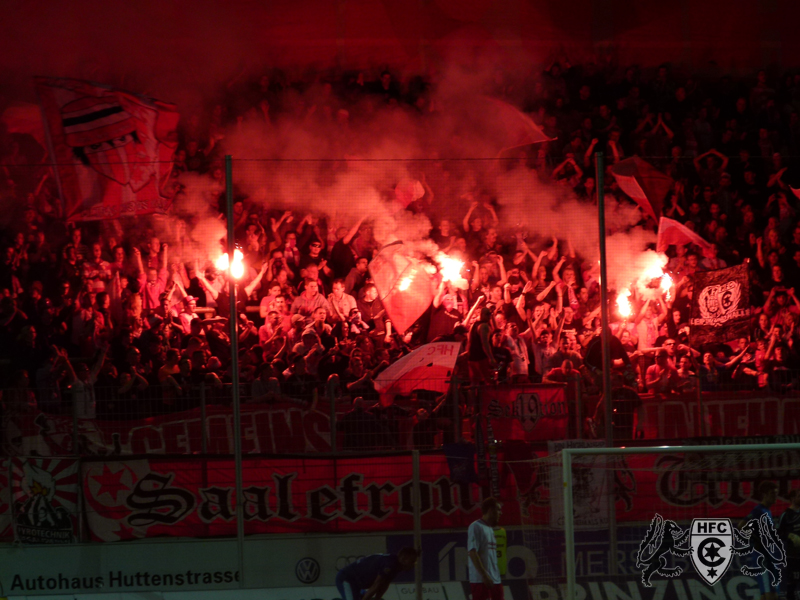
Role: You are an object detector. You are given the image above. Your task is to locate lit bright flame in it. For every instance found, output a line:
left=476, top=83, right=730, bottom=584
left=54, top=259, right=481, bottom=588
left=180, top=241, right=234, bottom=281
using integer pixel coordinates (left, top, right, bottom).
left=617, top=289, right=632, bottom=318
left=660, top=273, right=673, bottom=302
left=398, top=276, right=412, bottom=291
left=215, top=249, right=245, bottom=280
left=642, top=261, right=664, bottom=281
left=436, top=253, right=464, bottom=282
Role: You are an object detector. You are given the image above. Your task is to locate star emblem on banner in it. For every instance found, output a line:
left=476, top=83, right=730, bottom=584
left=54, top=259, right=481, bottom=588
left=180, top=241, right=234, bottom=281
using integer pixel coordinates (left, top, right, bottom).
left=707, top=567, right=718, bottom=578
left=704, top=543, right=722, bottom=561
left=115, top=521, right=136, bottom=540
left=91, top=464, right=129, bottom=503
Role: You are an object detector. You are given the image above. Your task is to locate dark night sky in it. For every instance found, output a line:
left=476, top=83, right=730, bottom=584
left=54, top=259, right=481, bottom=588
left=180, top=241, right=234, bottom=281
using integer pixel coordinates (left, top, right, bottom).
left=2, top=0, right=800, bottom=109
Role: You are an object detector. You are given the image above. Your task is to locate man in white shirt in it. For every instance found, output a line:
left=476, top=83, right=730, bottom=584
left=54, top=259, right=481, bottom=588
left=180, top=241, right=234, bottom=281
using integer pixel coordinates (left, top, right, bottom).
left=328, top=279, right=357, bottom=326
left=504, top=323, right=530, bottom=383
left=468, top=497, right=503, bottom=600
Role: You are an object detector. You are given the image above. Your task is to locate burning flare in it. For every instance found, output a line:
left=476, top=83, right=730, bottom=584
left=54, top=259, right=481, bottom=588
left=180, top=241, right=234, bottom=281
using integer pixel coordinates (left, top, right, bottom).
left=660, top=272, right=673, bottom=301
left=215, top=249, right=245, bottom=280
left=434, top=253, right=468, bottom=289
left=617, top=289, right=632, bottom=319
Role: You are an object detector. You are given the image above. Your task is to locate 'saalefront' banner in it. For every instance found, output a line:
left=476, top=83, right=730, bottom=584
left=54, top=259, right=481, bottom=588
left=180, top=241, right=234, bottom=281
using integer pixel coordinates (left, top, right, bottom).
left=82, top=445, right=800, bottom=542
left=482, top=385, right=568, bottom=441
left=35, top=77, right=179, bottom=221
left=82, top=455, right=483, bottom=541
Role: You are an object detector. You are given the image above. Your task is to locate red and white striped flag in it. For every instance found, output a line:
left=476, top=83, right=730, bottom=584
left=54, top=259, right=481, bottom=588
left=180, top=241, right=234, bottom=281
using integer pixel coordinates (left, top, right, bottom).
left=374, top=342, right=461, bottom=406
left=35, top=77, right=179, bottom=222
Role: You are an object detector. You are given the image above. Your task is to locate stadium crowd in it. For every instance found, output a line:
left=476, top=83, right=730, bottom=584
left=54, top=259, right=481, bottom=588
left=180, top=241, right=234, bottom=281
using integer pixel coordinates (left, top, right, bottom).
left=0, top=60, right=799, bottom=441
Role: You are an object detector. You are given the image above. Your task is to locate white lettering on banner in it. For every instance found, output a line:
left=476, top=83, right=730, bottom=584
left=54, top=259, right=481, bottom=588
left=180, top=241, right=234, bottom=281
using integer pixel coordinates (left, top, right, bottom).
left=384, top=583, right=467, bottom=600
left=9, top=570, right=241, bottom=592
left=641, top=395, right=800, bottom=438
left=695, top=281, right=743, bottom=327
left=523, top=577, right=761, bottom=600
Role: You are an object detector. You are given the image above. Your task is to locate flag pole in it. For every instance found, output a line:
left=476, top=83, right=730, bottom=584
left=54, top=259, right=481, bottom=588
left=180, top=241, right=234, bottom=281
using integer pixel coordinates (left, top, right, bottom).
left=595, top=152, right=619, bottom=581
left=225, top=155, right=245, bottom=587
left=595, top=153, right=613, bottom=445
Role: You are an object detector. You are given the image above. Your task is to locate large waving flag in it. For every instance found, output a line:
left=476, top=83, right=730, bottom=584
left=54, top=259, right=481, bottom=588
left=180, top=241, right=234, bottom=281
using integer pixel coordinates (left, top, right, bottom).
left=374, top=342, right=461, bottom=406
left=611, top=157, right=673, bottom=223
left=35, top=78, right=179, bottom=222
left=484, top=97, right=554, bottom=152
left=369, top=242, right=437, bottom=335
left=657, top=217, right=713, bottom=254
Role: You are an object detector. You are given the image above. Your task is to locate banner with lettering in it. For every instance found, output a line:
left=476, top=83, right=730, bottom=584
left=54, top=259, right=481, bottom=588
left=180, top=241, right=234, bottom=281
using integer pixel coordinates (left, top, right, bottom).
left=374, top=342, right=460, bottom=405
left=4, top=401, right=432, bottom=458
left=82, top=454, right=483, bottom=541
left=689, top=263, right=751, bottom=346
left=11, top=458, right=79, bottom=544
left=481, top=385, right=569, bottom=441
left=5, top=402, right=336, bottom=457
left=638, top=392, right=800, bottom=439
left=509, top=446, right=800, bottom=530
left=81, top=445, right=800, bottom=542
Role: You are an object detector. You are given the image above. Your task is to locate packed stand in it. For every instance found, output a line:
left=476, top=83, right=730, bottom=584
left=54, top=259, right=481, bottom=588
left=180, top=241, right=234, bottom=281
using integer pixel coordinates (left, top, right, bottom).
left=0, top=61, right=799, bottom=450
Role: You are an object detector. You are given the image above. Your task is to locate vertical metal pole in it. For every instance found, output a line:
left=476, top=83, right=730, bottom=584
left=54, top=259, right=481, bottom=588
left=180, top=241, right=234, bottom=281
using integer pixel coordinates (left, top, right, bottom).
left=595, top=152, right=618, bottom=578
left=327, top=374, right=339, bottom=452
left=563, top=449, right=576, bottom=600
left=452, top=377, right=461, bottom=442
left=595, top=152, right=613, bottom=447
left=225, top=155, right=245, bottom=587
left=72, top=389, right=85, bottom=541
left=575, top=379, right=583, bottom=440
left=71, top=389, right=80, bottom=456
left=200, top=382, right=207, bottom=455
left=412, top=450, right=423, bottom=600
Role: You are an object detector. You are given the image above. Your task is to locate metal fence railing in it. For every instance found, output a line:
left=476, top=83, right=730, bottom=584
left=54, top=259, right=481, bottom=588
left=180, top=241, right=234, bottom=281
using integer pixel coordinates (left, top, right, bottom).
left=3, top=371, right=799, bottom=458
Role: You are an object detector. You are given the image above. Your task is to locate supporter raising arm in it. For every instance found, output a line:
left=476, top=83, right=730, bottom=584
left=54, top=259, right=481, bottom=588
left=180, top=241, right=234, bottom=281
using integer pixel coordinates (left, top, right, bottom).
left=693, top=148, right=729, bottom=176
left=244, top=260, right=270, bottom=298
left=134, top=244, right=169, bottom=311
left=635, top=296, right=668, bottom=351
left=195, top=260, right=220, bottom=301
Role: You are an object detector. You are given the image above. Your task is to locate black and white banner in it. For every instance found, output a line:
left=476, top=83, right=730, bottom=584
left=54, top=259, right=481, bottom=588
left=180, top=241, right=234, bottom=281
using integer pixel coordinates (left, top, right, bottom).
left=689, top=263, right=750, bottom=346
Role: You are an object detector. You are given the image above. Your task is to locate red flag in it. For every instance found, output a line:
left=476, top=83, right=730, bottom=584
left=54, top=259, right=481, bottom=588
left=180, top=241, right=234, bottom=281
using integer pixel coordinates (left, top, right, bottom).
left=394, top=179, right=425, bottom=208
left=484, top=97, right=553, bottom=152
left=657, top=217, right=713, bottom=254
left=611, top=157, right=673, bottom=223
left=369, top=242, right=437, bottom=336
left=374, top=342, right=461, bottom=406
left=35, top=77, right=179, bottom=222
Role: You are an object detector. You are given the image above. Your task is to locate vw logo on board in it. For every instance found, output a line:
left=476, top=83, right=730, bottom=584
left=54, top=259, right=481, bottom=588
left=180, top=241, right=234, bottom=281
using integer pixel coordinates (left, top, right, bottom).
left=295, top=557, right=321, bottom=584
